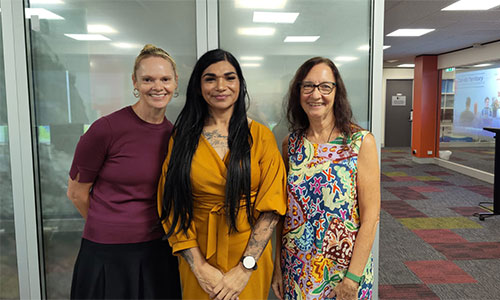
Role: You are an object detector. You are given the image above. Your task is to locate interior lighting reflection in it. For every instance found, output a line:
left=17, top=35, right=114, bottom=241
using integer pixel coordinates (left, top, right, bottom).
left=30, top=0, right=64, bottom=4
left=237, top=27, right=275, bottom=36
left=334, top=56, right=358, bottom=62
left=240, top=56, right=264, bottom=61
left=284, top=36, right=319, bottom=42
left=88, top=24, right=116, bottom=34
left=236, top=0, right=287, bottom=9
left=253, top=12, right=299, bottom=23
left=442, top=0, right=500, bottom=10
left=112, top=42, right=141, bottom=49
left=25, top=8, right=64, bottom=19
left=387, top=29, right=435, bottom=37
left=473, top=63, right=493, bottom=67
left=64, top=34, right=110, bottom=41
left=241, top=63, right=261, bottom=67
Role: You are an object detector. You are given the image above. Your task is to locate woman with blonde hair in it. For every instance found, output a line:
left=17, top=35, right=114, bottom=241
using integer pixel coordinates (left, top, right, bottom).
left=67, top=44, right=181, bottom=299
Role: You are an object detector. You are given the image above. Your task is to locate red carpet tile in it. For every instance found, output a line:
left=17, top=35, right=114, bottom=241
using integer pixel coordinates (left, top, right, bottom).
left=431, top=242, right=500, bottom=260
left=392, top=176, right=419, bottom=182
left=379, top=284, right=439, bottom=300
left=382, top=201, right=428, bottom=218
left=405, top=260, right=477, bottom=284
left=462, top=185, right=494, bottom=198
left=390, top=164, right=411, bottom=168
left=425, top=171, right=452, bottom=176
left=381, top=174, right=395, bottom=182
left=409, top=186, right=444, bottom=193
left=450, top=206, right=490, bottom=217
left=385, top=187, right=429, bottom=200
left=413, top=229, right=468, bottom=244
left=425, top=180, right=454, bottom=186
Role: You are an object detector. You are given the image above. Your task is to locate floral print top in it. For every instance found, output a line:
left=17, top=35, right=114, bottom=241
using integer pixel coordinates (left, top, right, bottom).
left=281, top=130, right=373, bottom=300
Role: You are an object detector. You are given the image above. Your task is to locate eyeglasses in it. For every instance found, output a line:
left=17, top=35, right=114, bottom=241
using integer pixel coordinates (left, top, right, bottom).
left=300, top=81, right=337, bottom=95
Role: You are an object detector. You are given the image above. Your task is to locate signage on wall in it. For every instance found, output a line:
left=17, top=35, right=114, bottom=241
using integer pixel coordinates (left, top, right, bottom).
left=392, top=94, right=406, bottom=106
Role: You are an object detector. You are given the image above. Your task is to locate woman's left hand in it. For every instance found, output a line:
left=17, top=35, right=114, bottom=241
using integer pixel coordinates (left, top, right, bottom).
left=327, top=277, right=358, bottom=300
left=210, top=263, right=252, bottom=300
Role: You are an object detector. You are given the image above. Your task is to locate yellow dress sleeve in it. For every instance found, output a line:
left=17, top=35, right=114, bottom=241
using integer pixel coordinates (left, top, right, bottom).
left=157, top=137, right=199, bottom=255
left=253, top=124, right=288, bottom=216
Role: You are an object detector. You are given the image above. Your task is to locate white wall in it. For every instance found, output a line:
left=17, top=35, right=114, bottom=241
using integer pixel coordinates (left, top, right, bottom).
left=438, top=41, right=500, bottom=69
left=381, top=68, right=414, bottom=146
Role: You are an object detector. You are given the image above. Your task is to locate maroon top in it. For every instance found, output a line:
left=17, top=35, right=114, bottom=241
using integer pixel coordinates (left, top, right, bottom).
left=69, top=106, right=173, bottom=244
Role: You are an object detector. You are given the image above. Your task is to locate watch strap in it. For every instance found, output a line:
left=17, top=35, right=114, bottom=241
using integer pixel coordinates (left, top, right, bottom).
left=345, top=271, right=364, bottom=284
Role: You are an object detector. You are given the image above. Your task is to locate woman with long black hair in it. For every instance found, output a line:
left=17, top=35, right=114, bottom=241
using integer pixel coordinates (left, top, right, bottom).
left=157, top=49, right=287, bottom=300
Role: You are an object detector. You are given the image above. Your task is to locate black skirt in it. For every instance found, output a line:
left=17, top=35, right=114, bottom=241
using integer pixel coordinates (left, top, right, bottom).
left=71, top=238, right=181, bottom=299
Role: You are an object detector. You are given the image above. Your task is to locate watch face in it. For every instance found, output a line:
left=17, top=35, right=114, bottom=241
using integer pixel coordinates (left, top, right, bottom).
left=242, top=256, right=256, bottom=269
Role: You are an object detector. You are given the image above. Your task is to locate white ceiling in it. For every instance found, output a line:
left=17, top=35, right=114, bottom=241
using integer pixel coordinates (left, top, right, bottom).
left=383, top=0, right=500, bottom=67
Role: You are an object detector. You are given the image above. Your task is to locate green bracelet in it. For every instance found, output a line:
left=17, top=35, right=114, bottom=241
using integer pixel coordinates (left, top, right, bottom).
left=345, top=271, right=364, bottom=284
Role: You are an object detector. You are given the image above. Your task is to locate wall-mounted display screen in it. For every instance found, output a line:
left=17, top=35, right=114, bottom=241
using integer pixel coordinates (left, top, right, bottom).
left=453, top=67, right=500, bottom=137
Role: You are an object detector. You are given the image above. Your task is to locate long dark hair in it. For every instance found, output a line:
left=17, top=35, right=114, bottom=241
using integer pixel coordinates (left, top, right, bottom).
left=162, top=49, right=253, bottom=236
left=286, top=57, right=359, bottom=142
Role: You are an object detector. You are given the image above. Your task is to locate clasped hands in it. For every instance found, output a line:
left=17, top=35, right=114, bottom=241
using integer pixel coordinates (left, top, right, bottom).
left=195, top=261, right=252, bottom=300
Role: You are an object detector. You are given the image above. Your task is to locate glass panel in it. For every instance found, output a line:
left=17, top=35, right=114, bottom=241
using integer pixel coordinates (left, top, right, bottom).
left=219, top=0, right=371, bottom=146
left=0, top=4, right=21, bottom=299
left=439, top=63, right=498, bottom=173
left=26, top=1, right=197, bottom=298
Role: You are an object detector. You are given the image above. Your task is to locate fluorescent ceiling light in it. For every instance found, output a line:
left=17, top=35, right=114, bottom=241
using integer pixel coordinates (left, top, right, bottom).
left=284, top=36, right=319, bottom=42
left=88, top=24, right=116, bottom=34
left=334, top=56, right=358, bottom=62
left=112, top=42, right=141, bottom=49
left=237, top=27, right=275, bottom=36
left=398, top=64, right=415, bottom=68
left=64, top=34, right=110, bottom=41
left=442, top=0, right=500, bottom=10
left=357, top=45, right=370, bottom=51
left=473, top=63, right=493, bottom=67
left=386, top=59, right=398, bottom=63
left=253, top=12, right=299, bottom=23
left=387, top=29, right=435, bottom=37
left=236, top=0, right=287, bottom=9
left=240, top=56, right=264, bottom=61
left=30, top=0, right=64, bottom=4
left=383, top=45, right=391, bottom=50
left=25, top=8, right=64, bottom=19
left=241, top=63, right=261, bottom=67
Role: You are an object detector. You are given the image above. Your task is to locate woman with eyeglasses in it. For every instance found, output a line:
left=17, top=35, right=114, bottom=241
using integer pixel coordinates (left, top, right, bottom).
left=67, top=44, right=181, bottom=299
left=157, top=49, right=287, bottom=300
left=271, top=57, right=380, bottom=300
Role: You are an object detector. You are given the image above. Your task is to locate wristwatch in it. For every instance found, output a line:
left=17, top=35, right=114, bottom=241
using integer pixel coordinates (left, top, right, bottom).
left=240, top=255, right=257, bottom=270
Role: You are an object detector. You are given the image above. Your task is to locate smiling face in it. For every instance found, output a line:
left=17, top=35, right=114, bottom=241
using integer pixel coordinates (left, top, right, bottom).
left=133, top=56, right=178, bottom=110
left=300, top=63, right=336, bottom=122
left=200, top=60, right=240, bottom=115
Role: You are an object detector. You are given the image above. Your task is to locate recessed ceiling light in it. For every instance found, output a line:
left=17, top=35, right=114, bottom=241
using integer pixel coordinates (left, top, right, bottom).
left=386, top=59, right=398, bottom=63
left=358, top=45, right=370, bottom=51
left=383, top=45, right=391, bottom=50
left=112, top=42, right=141, bottom=49
left=64, top=34, right=110, bottom=41
left=236, top=0, right=287, bottom=9
left=253, top=12, right=299, bottom=23
left=240, top=56, right=264, bottom=61
left=25, top=8, right=64, bottom=19
left=387, top=29, right=435, bottom=37
left=241, top=63, right=261, bottom=67
left=334, top=56, right=358, bottom=62
left=397, top=64, right=415, bottom=68
left=284, top=36, right=319, bottom=42
left=237, top=27, right=275, bottom=36
left=473, top=63, right=493, bottom=67
left=442, top=0, right=500, bottom=10
left=88, top=24, right=116, bottom=34
left=30, top=0, right=64, bottom=4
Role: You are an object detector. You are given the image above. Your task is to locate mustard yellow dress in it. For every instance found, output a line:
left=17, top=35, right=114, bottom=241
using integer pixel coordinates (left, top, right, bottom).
left=157, top=121, right=287, bottom=299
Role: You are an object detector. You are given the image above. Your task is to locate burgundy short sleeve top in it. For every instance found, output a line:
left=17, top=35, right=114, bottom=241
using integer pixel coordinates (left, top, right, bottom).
left=69, top=106, right=173, bottom=244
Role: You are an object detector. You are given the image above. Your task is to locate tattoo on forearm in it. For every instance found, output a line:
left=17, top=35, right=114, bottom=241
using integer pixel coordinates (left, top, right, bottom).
left=245, top=212, right=280, bottom=259
left=180, top=249, right=195, bottom=269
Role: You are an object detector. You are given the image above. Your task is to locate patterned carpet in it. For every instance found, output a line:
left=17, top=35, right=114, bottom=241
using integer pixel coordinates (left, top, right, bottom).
left=379, top=148, right=500, bottom=300
left=439, top=146, right=495, bottom=174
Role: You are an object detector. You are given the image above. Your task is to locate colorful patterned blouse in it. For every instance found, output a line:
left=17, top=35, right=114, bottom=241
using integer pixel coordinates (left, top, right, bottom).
left=281, top=130, right=373, bottom=300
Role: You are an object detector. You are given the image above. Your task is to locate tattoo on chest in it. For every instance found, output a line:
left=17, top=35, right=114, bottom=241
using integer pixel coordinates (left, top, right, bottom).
left=203, top=129, right=229, bottom=155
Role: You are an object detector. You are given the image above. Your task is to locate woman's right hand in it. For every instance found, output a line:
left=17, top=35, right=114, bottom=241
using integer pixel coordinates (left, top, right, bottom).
left=193, top=261, right=224, bottom=295
left=271, top=265, right=284, bottom=300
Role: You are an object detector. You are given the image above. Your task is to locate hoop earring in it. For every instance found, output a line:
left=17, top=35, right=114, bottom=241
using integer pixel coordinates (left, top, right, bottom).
left=133, top=88, right=140, bottom=98
left=174, top=90, right=179, bottom=98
